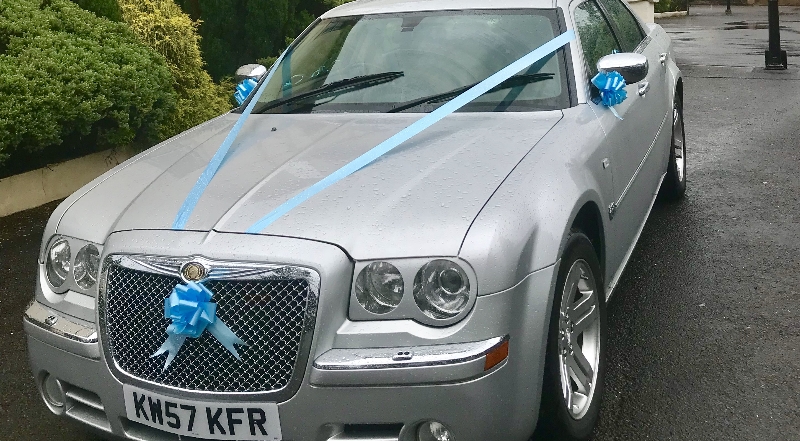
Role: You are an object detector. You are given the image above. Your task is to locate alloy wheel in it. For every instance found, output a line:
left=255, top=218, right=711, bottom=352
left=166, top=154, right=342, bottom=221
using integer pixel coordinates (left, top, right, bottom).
left=672, top=102, right=686, bottom=183
left=557, top=259, right=601, bottom=420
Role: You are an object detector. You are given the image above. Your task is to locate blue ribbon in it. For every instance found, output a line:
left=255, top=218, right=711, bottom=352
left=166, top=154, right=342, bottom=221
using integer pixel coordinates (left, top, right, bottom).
left=234, top=78, right=259, bottom=106
left=171, top=48, right=290, bottom=230
left=245, top=30, right=576, bottom=233
left=152, top=281, right=246, bottom=370
left=591, top=70, right=627, bottom=120
left=170, top=30, right=575, bottom=232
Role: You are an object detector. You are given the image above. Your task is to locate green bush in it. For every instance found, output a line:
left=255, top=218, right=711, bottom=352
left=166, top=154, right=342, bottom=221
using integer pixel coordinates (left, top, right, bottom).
left=0, top=0, right=176, bottom=171
left=655, top=0, right=688, bottom=13
left=71, top=0, right=122, bottom=21
left=117, top=0, right=233, bottom=139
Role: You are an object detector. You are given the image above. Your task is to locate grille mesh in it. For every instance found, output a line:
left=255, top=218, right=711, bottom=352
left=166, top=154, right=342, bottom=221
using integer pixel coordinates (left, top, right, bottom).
left=103, top=264, right=311, bottom=393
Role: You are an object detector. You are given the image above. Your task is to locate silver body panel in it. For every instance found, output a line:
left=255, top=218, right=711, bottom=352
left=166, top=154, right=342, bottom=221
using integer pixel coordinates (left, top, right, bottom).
left=25, top=0, right=681, bottom=439
left=28, top=234, right=556, bottom=440
left=52, top=112, right=563, bottom=264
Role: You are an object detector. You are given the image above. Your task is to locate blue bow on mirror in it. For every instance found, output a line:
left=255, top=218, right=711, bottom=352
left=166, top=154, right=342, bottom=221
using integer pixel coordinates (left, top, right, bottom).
left=151, top=281, right=247, bottom=370
left=591, top=71, right=627, bottom=120
left=234, top=78, right=259, bottom=106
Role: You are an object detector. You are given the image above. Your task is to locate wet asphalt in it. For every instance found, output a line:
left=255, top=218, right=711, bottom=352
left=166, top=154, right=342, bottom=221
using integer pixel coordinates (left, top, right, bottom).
left=1, top=5, right=799, bottom=441
left=593, top=6, right=800, bottom=441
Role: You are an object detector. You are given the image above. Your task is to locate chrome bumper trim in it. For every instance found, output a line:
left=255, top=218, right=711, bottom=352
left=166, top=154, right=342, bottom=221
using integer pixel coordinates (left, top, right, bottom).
left=24, top=301, right=98, bottom=344
left=310, top=336, right=508, bottom=386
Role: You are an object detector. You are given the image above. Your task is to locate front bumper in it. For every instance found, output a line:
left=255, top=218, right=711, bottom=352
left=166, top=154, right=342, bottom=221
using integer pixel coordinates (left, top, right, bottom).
left=25, top=231, right=557, bottom=441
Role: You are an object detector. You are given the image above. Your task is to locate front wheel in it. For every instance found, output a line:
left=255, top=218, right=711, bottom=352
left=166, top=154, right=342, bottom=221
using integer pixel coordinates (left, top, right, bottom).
left=659, top=92, right=687, bottom=201
left=536, top=232, right=607, bottom=441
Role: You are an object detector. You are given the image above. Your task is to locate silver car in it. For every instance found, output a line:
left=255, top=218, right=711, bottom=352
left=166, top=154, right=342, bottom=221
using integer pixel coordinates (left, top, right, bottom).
left=23, top=0, right=684, bottom=440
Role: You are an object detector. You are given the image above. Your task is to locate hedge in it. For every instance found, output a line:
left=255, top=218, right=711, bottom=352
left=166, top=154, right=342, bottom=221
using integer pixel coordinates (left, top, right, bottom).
left=655, top=0, right=689, bottom=13
left=0, top=0, right=175, bottom=173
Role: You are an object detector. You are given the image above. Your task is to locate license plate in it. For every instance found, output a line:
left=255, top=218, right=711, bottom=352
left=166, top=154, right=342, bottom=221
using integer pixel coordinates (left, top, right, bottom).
left=123, top=385, right=282, bottom=440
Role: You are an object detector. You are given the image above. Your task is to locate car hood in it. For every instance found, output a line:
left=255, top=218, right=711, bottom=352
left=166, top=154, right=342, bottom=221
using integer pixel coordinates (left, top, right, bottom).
left=58, top=111, right=561, bottom=260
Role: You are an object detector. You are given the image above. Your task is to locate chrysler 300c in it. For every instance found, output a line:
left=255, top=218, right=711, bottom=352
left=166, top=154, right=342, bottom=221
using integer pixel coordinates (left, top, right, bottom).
left=23, top=0, right=685, bottom=440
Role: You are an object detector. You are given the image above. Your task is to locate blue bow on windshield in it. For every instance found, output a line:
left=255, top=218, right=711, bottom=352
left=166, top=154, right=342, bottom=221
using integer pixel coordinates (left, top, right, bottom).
left=152, top=281, right=246, bottom=370
left=591, top=70, right=627, bottom=120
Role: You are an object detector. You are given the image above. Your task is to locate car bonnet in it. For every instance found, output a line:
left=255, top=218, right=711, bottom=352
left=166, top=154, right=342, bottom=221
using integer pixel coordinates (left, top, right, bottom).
left=57, top=111, right=562, bottom=260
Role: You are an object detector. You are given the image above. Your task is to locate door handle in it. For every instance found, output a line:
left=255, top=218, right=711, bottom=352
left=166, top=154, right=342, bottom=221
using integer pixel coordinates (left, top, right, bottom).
left=660, top=52, right=668, bottom=65
left=638, top=81, right=650, bottom=96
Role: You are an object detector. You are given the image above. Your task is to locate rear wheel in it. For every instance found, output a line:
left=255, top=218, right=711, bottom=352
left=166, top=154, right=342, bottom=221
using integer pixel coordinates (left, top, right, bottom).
left=660, top=92, right=687, bottom=201
left=536, top=232, right=606, bottom=441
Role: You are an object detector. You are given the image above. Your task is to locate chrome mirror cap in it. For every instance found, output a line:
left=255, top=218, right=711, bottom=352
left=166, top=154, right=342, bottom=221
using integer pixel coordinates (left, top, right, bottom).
left=235, top=64, right=268, bottom=83
left=596, top=53, right=649, bottom=84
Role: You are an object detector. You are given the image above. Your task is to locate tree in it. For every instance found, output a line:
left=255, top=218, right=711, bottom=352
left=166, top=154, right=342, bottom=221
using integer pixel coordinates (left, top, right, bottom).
left=117, top=0, right=233, bottom=138
left=174, top=0, right=354, bottom=81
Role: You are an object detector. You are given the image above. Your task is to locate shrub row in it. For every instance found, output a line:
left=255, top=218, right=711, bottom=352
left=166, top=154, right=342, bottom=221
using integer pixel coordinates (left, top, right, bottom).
left=655, top=0, right=689, bottom=13
left=0, top=0, right=175, bottom=173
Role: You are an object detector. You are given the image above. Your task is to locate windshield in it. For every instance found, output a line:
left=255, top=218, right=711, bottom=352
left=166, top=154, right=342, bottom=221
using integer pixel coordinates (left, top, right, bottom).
left=250, top=9, right=571, bottom=114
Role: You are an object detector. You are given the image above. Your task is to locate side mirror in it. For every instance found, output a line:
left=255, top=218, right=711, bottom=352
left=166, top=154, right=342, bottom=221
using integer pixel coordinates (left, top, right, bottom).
left=235, top=64, right=267, bottom=83
left=233, top=64, right=267, bottom=105
left=596, top=53, right=648, bottom=85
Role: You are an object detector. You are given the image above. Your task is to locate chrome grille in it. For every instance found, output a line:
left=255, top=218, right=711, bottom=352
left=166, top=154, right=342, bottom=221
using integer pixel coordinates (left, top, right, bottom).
left=101, top=259, right=316, bottom=393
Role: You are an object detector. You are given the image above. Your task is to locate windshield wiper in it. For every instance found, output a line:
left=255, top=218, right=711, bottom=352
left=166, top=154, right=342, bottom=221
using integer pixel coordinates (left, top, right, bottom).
left=253, top=71, right=404, bottom=114
left=387, top=72, right=555, bottom=114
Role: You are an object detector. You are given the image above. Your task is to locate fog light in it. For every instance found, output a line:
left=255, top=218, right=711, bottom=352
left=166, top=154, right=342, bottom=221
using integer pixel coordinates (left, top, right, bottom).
left=417, top=420, right=454, bottom=441
left=41, top=373, right=65, bottom=408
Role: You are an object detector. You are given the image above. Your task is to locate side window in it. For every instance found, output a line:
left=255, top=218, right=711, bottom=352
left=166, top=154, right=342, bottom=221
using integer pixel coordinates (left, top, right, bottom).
left=597, top=0, right=645, bottom=52
left=574, top=0, right=620, bottom=78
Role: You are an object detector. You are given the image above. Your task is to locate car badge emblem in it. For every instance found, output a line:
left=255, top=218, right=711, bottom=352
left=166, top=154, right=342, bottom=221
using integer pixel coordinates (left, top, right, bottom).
left=180, top=261, right=207, bottom=283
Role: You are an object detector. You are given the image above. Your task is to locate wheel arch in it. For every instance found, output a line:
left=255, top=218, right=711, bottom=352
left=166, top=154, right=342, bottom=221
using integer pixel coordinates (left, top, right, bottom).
left=569, top=201, right=606, bottom=279
left=459, top=105, right=613, bottom=296
left=666, top=56, right=682, bottom=108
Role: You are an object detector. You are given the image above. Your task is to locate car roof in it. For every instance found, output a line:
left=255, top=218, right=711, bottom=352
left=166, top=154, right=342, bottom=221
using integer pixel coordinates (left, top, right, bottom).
left=321, top=0, right=559, bottom=18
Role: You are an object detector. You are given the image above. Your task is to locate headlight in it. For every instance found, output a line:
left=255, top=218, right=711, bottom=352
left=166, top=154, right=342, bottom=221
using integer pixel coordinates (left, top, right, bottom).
left=74, top=244, right=100, bottom=289
left=46, top=237, right=71, bottom=287
left=354, top=262, right=404, bottom=314
left=413, top=260, right=470, bottom=319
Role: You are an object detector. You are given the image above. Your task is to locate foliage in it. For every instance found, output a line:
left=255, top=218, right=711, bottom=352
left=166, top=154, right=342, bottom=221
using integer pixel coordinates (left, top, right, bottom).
left=0, top=0, right=175, bottom=170
left=655, top=0, right=688, bottom=13
left=70, top=0, right=122, bottom=21
left=174, top=0, right=354, bottom=81
left=117, top=0, right=233, bottom=139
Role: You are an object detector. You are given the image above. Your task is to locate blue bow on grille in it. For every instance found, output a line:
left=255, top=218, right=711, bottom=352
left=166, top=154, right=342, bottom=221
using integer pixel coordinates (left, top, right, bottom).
left=591, top=70, right=627, bottom=120
left=151, top=281, right=247, bottom=370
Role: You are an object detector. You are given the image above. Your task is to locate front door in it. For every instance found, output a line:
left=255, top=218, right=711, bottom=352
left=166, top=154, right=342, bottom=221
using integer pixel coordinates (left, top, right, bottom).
left=573, top=0, right=669, bottom=280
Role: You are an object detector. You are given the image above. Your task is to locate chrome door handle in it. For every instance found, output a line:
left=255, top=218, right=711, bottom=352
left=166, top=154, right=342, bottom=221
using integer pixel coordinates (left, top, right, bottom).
left=638, top=81, right=650, bottom=96
left=660, top=52, right=668, bottom=65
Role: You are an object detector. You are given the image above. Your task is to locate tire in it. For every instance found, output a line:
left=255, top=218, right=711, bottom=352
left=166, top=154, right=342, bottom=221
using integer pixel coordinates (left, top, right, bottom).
left=659, top=91, right=687, bottom=201
left=536, top=232, right=607, bottom=441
